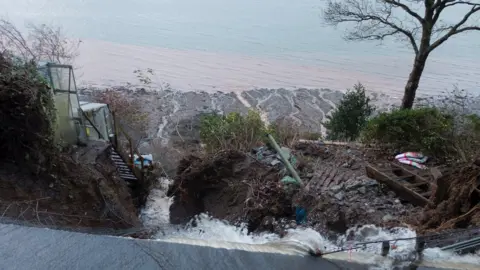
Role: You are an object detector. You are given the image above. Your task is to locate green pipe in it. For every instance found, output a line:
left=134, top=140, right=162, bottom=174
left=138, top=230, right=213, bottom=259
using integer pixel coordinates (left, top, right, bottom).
left=266, top=133, right=303, bottom=187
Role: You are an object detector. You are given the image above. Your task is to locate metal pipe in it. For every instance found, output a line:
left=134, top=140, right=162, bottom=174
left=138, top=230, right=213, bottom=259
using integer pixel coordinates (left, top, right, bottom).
left=441, top=236, right=480, bottom=253
left=266, top=133, right=303, bottom=186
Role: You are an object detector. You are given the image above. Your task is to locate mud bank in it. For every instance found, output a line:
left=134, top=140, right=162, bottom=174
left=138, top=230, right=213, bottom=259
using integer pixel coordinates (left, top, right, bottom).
left=167, top=143, right=417, bottom=238
left=0, top=141, right=141, bottom=230
left=167, top=150, right=293, bottom=232
left=412, top=161, right=480, bottom=233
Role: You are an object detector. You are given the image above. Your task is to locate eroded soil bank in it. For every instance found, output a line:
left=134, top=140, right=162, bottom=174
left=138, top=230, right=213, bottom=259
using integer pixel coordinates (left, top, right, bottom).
left=167, top=143, right=419, bottom=239
left=0, top=141, right=141, bottom=230
left=167, top=150, right=293, bottom=232
left=167, top=141, right=480, bottom=245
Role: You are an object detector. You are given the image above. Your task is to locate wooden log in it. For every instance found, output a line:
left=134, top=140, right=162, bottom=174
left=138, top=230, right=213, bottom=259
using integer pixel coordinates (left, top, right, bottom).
left=365, top=164, right=433, bottom=207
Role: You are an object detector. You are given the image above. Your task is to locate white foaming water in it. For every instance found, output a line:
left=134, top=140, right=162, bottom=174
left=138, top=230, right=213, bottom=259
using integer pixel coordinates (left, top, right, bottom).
left=141, top=178, right=480, bottom=268
left=140, top=178, right=173, bottom=225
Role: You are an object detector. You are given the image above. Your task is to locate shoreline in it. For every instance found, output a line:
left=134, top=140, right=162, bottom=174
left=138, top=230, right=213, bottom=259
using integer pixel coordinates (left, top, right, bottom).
left=74, top=39, right=480, bottom=97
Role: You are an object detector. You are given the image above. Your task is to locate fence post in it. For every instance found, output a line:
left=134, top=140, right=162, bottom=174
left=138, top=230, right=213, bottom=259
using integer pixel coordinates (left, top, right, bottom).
left=128, top=138, right=134, bottom=170
left=139, top=155, right=145, bottom=183
left=112, top=110, right=119, bottom=148
left=381, top=241, right=390, bottom=257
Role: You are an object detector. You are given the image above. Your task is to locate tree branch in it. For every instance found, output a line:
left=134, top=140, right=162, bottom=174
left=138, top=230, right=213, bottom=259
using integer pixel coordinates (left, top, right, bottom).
left=384, top=0, right=425, bottom=23
left=323, top=0, right=420, bottom=54
left=433, top=0, right=480, bottom=24
left=429, top=3, right=480, bottom=52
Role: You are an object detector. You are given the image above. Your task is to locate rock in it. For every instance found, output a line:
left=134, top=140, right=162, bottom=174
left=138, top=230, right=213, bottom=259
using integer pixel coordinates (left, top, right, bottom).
left=345, top=182, right=362, bottom=191
left=258, top=216, right=276, bottom=232
left=289, top=221, right=297, bottom=229
left=358, top=186, right=366, bottom=194
left=382, top=214, right=394, bottom=222
left=270, top=159, right=281, bottom=166
left=395, top=199, right=400, bottom=204
left=364, top=179, right=378, bottom=186
left=329, top=184, right=344, bottom=193
left=334, top=191, right=345, bottom=201
left=367, top=209, right=375, bottom=214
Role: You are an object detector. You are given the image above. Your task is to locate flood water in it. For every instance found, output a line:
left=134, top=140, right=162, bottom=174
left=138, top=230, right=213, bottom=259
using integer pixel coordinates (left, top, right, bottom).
left=1, top=0, right=479, bottom=95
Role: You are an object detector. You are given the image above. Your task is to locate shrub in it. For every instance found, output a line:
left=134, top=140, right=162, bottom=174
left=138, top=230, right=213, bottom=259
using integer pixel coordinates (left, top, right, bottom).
left=266, top=117, right=301, bottom=147
left=92, top=90, right=148, bottom=138
left=361, top=108, right=453, bottom=158
left=0, top=53, right=56, bottom=167
left=420, top=88, right=480, bottom=161
left=324, top=83, right=374, bottom=141
left=200, top=110, right=267, bottom=152
left=267, top=117, right=322, bottom=147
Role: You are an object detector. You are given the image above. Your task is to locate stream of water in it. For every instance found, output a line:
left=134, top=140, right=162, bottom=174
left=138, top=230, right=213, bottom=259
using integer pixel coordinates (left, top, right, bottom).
left=139, top=178, right=480, bottom=269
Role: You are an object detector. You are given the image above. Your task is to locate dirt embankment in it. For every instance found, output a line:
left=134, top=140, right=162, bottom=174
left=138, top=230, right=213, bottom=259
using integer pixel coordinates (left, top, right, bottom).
left=167, top=140, right=480, bottom=242
left=167, top=150, right=293, bottom=232
left=412, top=162, right=480, bottom=233
left=0, top=141, right=141, bottom=230
left=0, top=54, right=142, bottom=232
left=167, top=143, right=417, bottom=237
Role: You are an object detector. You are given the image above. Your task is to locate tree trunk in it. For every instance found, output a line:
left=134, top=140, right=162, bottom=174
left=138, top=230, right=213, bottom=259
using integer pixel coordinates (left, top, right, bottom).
left=401, top=53, right=429, bottom=109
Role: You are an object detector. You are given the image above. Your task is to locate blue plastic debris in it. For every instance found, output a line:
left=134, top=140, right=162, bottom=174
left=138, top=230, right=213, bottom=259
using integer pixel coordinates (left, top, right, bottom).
left=295, top=206, right=307, bottom=225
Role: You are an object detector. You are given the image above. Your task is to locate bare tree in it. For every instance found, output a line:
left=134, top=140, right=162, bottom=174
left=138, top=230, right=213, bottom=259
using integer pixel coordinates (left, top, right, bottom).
left=0, top=19, right=80, bottom=64
left=323, top=0, right=480, bottom=109
left=92, top=89, right=149, bottom=147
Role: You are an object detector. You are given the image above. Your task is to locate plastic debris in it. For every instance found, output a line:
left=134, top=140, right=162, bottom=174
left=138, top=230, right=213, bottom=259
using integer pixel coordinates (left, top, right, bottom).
left=295, top=206, right=307, bottom=225
left=252, top=145, right=298, bottom=171
left=281, top=176, right=300, bottom=186
left=395, top=152, right=428, bottom=169
left=133, top=154, right=153, bottom=168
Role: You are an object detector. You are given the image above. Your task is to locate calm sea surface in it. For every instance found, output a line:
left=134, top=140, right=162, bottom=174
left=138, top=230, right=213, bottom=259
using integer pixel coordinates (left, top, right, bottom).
left=1, top=0, right=479, bottom=95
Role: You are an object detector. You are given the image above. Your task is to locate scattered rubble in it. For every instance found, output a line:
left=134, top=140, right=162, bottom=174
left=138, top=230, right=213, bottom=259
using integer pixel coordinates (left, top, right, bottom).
left=167, top=141, right=419, bottom=239
left=166, top=137, right=480, bottom=245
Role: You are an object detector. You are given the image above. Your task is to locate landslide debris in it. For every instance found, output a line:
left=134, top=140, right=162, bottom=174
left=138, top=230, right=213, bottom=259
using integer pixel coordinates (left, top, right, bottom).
left=413, top=161, right=480, bottom=233
left=167, top=143, right=416, bottom=237
left=167, top=150, right=294, bottom=232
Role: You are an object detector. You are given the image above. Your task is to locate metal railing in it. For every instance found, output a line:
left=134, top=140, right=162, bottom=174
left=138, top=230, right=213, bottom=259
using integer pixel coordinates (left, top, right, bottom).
left=111, top=111, right=145, bottom=183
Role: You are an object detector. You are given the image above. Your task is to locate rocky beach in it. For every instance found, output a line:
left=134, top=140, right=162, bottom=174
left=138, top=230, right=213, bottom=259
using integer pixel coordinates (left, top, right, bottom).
left=79, top=86, right=401, bottom=173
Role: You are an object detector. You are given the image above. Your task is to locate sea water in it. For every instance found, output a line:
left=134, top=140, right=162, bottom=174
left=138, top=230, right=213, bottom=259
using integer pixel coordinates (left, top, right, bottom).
left=1, top=0, right=479, bottom=94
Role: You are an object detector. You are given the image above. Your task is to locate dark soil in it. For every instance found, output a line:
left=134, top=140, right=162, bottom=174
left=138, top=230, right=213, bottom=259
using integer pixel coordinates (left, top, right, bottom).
left=0, top=141, right=141, bottom=230
left=167, top=150, right=294, bottom=232
left=166, top=140, right=480, bottom=247
left=412, top=161, right=480, bottom=233
left=167, top=143, right=418, bottom=237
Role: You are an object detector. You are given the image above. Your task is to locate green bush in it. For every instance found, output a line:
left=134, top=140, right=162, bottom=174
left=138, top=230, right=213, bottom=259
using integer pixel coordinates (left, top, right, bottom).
left=0, top=53, right=56, bottom=166
left=200, top=110, right=267, bottom=153
left=361, top=108, right=453, bottom=158
left=324, top=83, right=374, bottom=141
